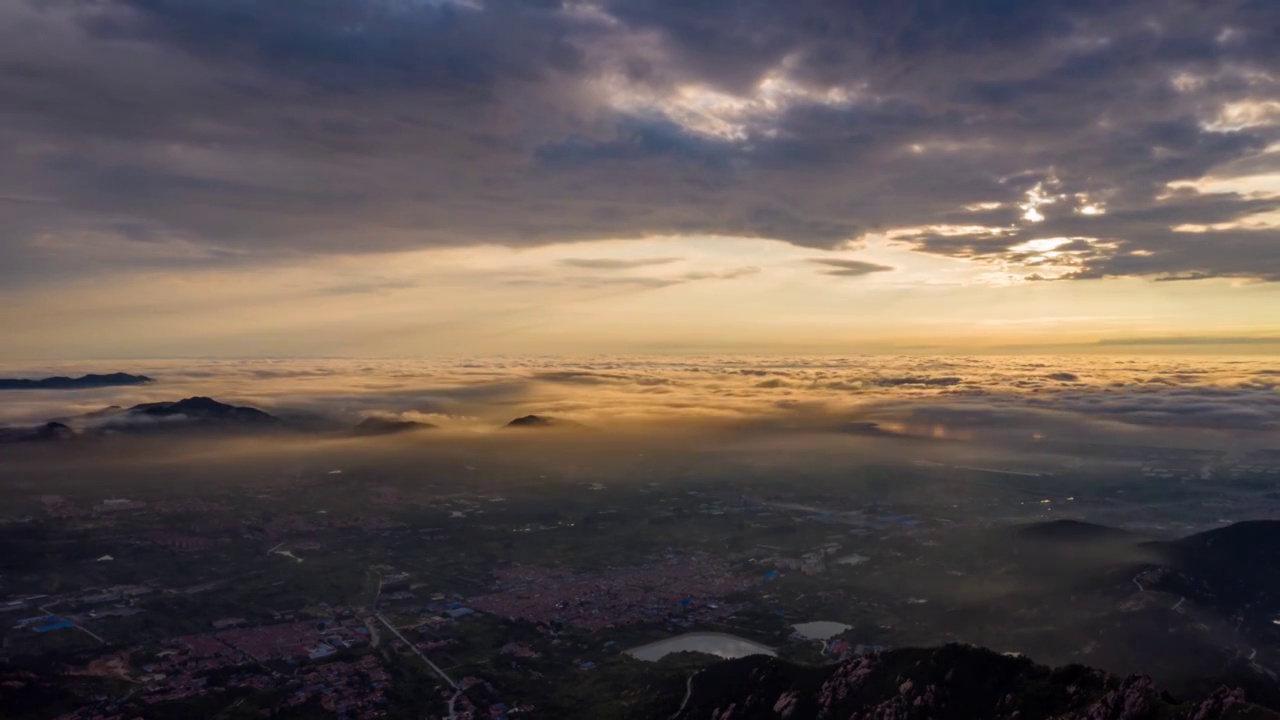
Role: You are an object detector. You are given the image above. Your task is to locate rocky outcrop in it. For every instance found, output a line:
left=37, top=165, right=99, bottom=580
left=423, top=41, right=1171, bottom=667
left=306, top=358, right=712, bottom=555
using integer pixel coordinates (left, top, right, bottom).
left=674, top=645, right=1273, bottom=720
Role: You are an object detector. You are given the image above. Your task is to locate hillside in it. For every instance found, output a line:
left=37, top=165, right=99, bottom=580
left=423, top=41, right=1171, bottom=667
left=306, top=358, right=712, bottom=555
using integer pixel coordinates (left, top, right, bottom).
left=350, top=417, right=437, bottom=436
left=669, top=644, right=1276, bottom=720
left=1017, top=519, right=1133, bottom=543
left=1142, top=521, right=1280, bottom=628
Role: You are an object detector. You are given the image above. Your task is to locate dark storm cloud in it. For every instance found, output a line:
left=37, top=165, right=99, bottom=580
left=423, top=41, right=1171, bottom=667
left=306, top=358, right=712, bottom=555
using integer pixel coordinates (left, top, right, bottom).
left=2, top=0, right=1280, bottom=282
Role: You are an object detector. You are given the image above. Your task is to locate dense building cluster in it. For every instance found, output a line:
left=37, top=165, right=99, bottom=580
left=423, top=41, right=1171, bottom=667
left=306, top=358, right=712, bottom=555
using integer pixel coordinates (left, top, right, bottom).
left=47, top=615, right=386, bottom=719
left=468, top=555, right=755, bottom=631
left=285, top=654, right=390, bottom=718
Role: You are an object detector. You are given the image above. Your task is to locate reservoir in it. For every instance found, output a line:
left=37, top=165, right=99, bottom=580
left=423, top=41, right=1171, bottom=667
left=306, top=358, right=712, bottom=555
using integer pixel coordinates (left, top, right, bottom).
left=791, top=621, right=853, bottom=640
left=626, top=632, right=776, bottom=662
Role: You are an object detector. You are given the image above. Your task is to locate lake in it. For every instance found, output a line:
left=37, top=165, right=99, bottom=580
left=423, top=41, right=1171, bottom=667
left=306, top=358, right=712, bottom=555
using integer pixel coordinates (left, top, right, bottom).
left=626, top=632, right=776, bottom=662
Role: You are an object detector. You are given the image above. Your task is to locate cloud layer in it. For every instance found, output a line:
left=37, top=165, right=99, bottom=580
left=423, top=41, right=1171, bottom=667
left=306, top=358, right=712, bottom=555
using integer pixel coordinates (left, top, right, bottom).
left=2, top=0, right=1279, bottom=284
left=3, top=357, right=1278, bottom=449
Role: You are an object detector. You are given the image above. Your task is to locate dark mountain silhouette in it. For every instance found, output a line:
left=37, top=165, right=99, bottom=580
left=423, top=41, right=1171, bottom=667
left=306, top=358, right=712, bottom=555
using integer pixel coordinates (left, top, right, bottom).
left=671, top=644, right=1273, bottom=720
left=126, top=396, right=278, bottom=423
left=503, top=415, right=583, bottom=429
left=0, top=373, right=152, bottom=390
left=0, top=421, right=75, bottom=444
left=89, top=397, right=283, bottom=434
left=31, top=421, right=74, bottom=441
left=6, top=397, right=283, bottom=444
left=1017, top=519, right=1133, bottom=543
left=350, top=417, right=437, bottom=436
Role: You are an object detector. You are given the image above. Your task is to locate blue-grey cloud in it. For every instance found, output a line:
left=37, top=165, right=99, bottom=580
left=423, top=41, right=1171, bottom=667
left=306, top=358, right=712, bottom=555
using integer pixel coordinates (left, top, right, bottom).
left=810, top=258, right=895, bottom=277
left=1, top=0, right=1278, bottom=283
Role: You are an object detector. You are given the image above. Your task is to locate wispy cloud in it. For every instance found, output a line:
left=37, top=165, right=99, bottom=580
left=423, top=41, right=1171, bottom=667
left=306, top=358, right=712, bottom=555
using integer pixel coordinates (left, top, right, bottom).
left=681, top=266, right=760, bottom=281
left=1096, top=336, right=1280, bottom=346
left=809, top=259, right=895, bottom=277
left=559, top=257, right=684, bottom=270
left=316, top=277, right=419, bottom=295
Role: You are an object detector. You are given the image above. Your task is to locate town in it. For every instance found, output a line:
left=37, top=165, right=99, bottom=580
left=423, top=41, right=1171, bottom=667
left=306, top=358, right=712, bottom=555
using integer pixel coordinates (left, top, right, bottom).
left=4, top=435, right=1280, bottom=719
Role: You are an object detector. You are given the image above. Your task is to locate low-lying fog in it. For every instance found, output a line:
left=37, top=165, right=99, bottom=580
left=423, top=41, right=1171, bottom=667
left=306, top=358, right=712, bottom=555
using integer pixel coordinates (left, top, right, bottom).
left=2, top=355, right=1278, bottom=446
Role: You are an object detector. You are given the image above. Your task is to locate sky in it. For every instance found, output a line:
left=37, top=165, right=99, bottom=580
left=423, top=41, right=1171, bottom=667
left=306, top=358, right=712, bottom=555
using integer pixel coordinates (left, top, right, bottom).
left=2, top=0, right=1280, bottom=358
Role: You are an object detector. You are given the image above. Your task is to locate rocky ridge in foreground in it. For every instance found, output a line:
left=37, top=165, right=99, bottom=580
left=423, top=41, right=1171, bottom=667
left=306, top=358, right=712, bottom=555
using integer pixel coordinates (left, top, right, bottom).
left=670, top=644, right=1275, bottom=720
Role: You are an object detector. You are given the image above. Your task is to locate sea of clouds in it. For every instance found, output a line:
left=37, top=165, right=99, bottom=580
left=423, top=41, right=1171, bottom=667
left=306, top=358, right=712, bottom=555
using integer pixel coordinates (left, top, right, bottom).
left=1, top=357, right=1278, bottom=450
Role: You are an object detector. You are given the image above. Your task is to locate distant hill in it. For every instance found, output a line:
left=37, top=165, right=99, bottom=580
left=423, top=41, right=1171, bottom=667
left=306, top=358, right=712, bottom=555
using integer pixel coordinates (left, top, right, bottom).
left=0, top=373, right=152, bottom=390
left=91, top=396, right=282, bottom=433
left=350, top=417, right=437, bottom=436
left=3, top=397, right=284, bottom=445
left=503, top=415, right=584, bottom=429
left=127, top=396, right=277, bottom=422
left=1160, top=520, right=1280, bottom=562
left=0, top=421, right=75, bottom=444
left=671, top=644, right=1272, bottom=720
left=1016, top=519, right=1133, bottom=543
left=1142, top=520, right=1280, bottom=622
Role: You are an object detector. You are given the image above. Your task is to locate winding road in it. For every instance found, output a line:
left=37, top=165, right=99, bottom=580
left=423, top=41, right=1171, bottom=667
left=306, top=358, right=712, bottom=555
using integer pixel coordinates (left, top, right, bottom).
left=670, top=671, right=698, bottom=720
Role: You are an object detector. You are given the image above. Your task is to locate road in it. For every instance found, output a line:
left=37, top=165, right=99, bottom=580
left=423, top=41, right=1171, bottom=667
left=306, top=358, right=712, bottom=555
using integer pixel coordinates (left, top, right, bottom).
left=446, top=688, right=464, bottom=720
left=371, top=570, right=384, bottom=609
left=38, top=602, right=106, bottom=645
left=373, top=612, right=460, bottom=719
left=373, top=612, right=456, bottom=688
left=669, top=672, right=698, bottom=720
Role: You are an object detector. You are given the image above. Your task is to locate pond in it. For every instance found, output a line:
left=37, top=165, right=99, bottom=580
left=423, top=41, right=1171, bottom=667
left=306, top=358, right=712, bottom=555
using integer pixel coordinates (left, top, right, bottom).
left=835, top=553, right=869, bottom=566
left=626, top=632, right=776, bottom=662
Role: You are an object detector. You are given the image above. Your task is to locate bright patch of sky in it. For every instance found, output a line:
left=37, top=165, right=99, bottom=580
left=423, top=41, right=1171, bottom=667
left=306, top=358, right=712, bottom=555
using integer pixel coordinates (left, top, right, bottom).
left=600, top=60, right=860, bottom=141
